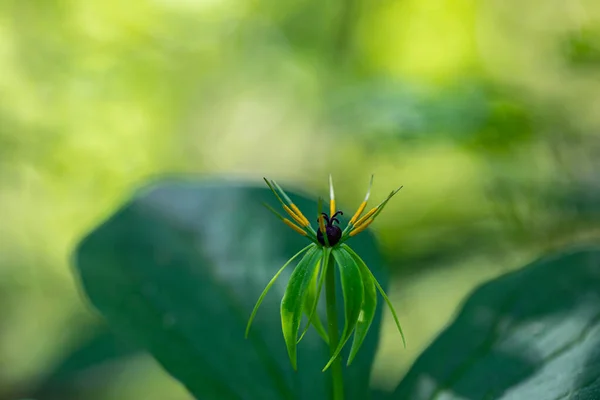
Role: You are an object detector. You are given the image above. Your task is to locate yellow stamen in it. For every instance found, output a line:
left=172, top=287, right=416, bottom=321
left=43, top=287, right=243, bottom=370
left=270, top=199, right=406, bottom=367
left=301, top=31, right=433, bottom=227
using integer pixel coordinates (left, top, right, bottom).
left=284, top=205, right=307, bottom=227
left=284, top=219, right=307, bottom=236
left=350, top=218, right=374, bottom=236
left=318, top=214, right=326, bottom=234
left=354, top=206, right=378, bottom=228
left=350, top=201, right=367, bottom=225
left=290, top=204, right=310, bottom=226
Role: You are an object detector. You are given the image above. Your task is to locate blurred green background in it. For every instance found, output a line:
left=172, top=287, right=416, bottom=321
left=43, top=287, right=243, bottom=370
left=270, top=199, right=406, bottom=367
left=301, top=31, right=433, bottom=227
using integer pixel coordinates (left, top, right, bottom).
left=1, top=0, right=600, bottom=398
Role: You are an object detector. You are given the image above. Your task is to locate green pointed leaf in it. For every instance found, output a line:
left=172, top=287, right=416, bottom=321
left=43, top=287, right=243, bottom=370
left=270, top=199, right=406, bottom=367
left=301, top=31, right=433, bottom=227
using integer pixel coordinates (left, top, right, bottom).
left=324, top=247, right=364, bottom=371
left=341, top=245, right=378, bottom=366
left=298, top=247, right=331, bottom=344
left=74, top=179, right=388, bottom=400
left=280, top=246, right=323, bottom=369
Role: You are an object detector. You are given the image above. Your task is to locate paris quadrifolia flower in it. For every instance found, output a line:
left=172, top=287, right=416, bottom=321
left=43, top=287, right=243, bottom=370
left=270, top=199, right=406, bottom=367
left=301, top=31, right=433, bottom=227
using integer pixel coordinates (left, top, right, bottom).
left=245, top=175, right=406, bottom=371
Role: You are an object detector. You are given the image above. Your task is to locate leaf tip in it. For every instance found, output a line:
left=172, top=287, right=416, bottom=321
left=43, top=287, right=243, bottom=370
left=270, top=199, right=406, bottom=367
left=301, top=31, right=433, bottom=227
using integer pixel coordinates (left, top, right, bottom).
left=322, top=351, right=342, bottom=372
left=346, top=341, right=361, bottom=366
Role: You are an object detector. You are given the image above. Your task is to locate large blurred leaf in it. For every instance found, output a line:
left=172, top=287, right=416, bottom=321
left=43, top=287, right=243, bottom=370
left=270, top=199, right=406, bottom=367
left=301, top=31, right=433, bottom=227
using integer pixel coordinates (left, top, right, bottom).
left=389, top=247, right=600, bottom=399
left=0, top=325, right=163, bottom=400
left=27, top=327, right=139, bottom=400
left=74, top=179, right=388, bottom=400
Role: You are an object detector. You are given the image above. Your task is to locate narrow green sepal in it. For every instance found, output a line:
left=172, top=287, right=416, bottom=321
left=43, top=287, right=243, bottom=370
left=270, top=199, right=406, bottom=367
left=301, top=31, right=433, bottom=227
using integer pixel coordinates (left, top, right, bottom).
left=341, top=244, right=378, bottom=365
left=343, top=244, right=406, bottom=348
left=280, top=245, right=324, bottom=370
left=246, top=243, right=314, bottom=337
left=322, top=247, right=364, bottom=371
left=298, top=247, right=331, bottom=344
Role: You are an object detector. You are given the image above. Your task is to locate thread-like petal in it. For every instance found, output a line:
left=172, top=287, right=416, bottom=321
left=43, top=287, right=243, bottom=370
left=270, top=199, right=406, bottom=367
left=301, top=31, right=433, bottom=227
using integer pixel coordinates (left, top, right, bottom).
left=349, top=175, right=374, bottom=224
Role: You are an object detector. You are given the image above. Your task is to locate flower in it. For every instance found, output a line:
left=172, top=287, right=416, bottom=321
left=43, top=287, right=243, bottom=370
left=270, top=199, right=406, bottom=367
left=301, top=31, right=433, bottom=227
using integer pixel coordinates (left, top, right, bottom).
left=245, top=175, right=405, bottom=371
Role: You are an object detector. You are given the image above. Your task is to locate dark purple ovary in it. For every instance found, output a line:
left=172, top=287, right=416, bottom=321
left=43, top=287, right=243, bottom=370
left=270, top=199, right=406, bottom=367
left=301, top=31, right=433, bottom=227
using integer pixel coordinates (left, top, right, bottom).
left=317, top=224, right=342, bottom=246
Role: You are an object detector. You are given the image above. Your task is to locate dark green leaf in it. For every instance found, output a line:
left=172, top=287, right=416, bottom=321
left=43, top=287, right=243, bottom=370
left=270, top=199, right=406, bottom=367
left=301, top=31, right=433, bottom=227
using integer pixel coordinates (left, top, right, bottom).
left=342, top=245, right=377, bottom=366
left=281, top=245, right=322, bottom=369
left=390, top=248, right=600, bottom=400
left=74, top=179, right=388, bottom=400
left=324, top=247, right=364, bottom=370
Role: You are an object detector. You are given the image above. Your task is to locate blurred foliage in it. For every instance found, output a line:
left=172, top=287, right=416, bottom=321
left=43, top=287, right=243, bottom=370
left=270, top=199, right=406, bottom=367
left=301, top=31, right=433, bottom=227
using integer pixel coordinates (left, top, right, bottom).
left=561, top=28, right=600, bottom=67
left=0, top=0, right=599, bottom=398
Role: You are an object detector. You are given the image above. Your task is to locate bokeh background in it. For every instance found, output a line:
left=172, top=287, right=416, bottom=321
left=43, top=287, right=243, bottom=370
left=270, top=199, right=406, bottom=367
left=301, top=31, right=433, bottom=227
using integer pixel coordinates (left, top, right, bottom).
left=2, top=0, right=600, bottom=398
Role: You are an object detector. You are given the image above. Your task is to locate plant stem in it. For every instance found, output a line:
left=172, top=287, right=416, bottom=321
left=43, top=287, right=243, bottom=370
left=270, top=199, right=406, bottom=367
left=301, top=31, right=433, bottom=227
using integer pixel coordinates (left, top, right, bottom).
left=325, top=252, right=344, bottom=400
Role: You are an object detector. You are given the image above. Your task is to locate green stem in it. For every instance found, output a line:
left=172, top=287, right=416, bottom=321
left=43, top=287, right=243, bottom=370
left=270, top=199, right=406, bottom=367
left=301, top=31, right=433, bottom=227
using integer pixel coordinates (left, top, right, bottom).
left=325, top=252, right=344, bottom=400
